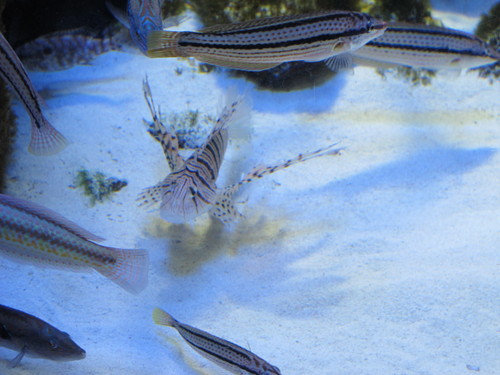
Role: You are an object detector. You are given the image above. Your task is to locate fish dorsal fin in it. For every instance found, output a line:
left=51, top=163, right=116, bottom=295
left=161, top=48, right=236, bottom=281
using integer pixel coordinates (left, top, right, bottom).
left=105, top=1, right=130, bottom=29
left=9, top=346, right=27, bottom=368
left=0, top=194, right=105, bottom=242
left=194, top=55, right=280, bottom=71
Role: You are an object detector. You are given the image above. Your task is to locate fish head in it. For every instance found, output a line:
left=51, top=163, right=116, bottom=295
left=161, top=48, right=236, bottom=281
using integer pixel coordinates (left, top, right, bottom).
left=31, top=326, right=86, bottom=361
left=346, top=15, right=387, bottom=52
left=260, top=365, right=282, bottom=375
left=484, top=43, right=500, bottom=62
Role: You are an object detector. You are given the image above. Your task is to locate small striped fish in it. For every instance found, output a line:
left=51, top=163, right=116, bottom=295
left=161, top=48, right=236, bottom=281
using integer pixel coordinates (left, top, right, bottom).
left=349, top=22, right=500, bottom=70
left=0, top=194, right=148, bottom=294
left=147, top=10, right=386, bottom=71
left=0, top=304, right=85, bottom=367
left=153, top=308, right=281, bottom=375
left=0, top=32, right=67, bottom=155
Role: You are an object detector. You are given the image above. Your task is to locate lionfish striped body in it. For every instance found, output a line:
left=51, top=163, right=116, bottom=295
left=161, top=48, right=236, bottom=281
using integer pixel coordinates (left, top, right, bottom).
left=0, top=194, right=148, bottom=294
left=147, top=10, right=386, bottom=71
left=153, top=308, right=282, bottom=375
left=0, top=32, right=67, bottom=155
left=351, top=22, right=500, bottom=70
left=139, top=78, right=343, bottom=224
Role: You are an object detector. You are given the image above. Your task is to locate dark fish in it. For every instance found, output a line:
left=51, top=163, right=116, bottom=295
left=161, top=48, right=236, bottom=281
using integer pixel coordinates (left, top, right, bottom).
left=0, top=304, right=85, bottom=367
left=0, top=32, right=67, bottom=155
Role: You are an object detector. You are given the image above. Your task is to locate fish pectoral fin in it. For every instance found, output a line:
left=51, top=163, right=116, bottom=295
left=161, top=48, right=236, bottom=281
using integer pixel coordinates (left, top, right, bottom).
left=105, top=1, right=130, bottom=29
left=194, top=55, right=281, bottom=71
left=136, top=184, right=164, bottom=208
left=210, top=192, right=243, bottom=224
left=9, top=346, right=27, bottom=368
left=325, top=53, right=354, bottom=72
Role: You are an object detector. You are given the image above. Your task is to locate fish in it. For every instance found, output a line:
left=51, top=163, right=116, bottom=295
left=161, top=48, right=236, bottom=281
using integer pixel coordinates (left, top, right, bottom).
left=0, top=193, right=148, bottom=294
left=106, top=0, right=164, bottom=54
left=153, top=308, right=281, bottom=375
left=0, top=304, right=85, bottom=368
left=147, top=10, right=387, bottom=71
left=342, top=22, right=500, bottom=70
left=138, top=78, right=342, bottom=224
left=15, top=27, right=130, bottom=72
left=0, top=32, right=67, bottom=155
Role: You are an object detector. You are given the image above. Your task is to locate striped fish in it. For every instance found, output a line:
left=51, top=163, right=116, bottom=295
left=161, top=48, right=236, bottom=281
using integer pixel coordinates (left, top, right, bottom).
left=0, top=32, right=67, bottom=155
left=138, top=78, right=343, bottom=224
left=106, top=0, right=163, bottom=54
left=147, top=10, right=387, bottom=71
left=0, top=304, right=85, bottom=367
left=153, top=308, right=281, bottom=375
left=349, top=22, right=500, bottom=70
left=0, top=194, right=148, bottom=294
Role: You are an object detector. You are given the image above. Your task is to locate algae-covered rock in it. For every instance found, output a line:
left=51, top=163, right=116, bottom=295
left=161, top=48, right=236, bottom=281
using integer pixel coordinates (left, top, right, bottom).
left=74, top=169, right=128, bottom=205
left=368, top=0, right=434, bottom=24
left=475, top=2, right=500, bottom=83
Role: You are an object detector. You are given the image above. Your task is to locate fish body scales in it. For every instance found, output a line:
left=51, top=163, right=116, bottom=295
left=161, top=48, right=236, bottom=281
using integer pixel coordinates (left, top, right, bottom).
left=128, top=0, right=163, bottom=53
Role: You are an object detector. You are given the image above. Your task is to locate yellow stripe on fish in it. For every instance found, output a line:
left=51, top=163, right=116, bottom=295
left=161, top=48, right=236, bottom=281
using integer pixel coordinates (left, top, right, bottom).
left=147, top=10, right=387, bottom=71
left=0, top=194, right=148, bottom=294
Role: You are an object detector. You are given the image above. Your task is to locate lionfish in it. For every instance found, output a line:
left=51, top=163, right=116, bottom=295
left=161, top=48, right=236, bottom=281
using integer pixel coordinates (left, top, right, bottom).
left=138, top=78, right=342, bottom=224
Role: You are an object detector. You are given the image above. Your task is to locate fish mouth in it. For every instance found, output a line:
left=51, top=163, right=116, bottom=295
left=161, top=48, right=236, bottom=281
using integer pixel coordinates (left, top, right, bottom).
left=370, top=20, right=387, bottom=35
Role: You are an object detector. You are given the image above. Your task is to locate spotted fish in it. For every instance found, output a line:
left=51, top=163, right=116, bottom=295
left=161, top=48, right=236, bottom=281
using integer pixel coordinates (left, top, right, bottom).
left=0, top=32, right=67, bottom=155
left=0, top=193, right=148, bottom=294
left=147, top=10, right=386, bottom=71
left=332, top=22, right=500, bottom=71
left=0, top=304, right=85, bottom=367
left=138, top=78, right=342, bottom=224
left=153, top=308, right=281, bottom=375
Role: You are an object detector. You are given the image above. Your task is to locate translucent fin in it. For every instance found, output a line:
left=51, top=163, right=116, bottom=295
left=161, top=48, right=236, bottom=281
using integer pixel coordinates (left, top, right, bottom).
left=0, top=194, right=105, bottom=242
left=137, top=184, right=164, bottom=208
left=9, top=346, right=26, bottom=368
left=325, top=53, right=353, bottom=72
left=142, top=76, right=184, bottom=170
left=96, top=247, right=149, bottom=294
left=105, top=1, right=130, bottom=29
left=194, top=55, right=281, bottom=71
left=28, top=118, right=68, bottom=156
left=152, top=307, right=175, bottom=327
left=163, top=14, right=190, bottom=29
left=210, top=190, right=243, bottom=224
left=147, top=30, right=181, bottom=57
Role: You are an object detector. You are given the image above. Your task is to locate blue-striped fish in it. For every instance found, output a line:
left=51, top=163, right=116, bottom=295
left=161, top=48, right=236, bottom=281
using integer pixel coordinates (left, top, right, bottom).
left=153, top=308, right=281, bottom=375
left=347, top=22, right=500, bottom=70
left=0, top=304, right=85, bottom=367
left=106, top=0, right=163, bottom=54
left=147, top=10, right=387, bottom=71
left=0, top=32, right=67, bottom=155
left=0, top=194, right=148, bottom=294
left=138, top=78, right=342, bottom=224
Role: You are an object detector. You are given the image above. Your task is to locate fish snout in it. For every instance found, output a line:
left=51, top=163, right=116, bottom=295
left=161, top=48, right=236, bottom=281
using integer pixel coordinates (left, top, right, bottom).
left=369, top=19, right=387, bottom=37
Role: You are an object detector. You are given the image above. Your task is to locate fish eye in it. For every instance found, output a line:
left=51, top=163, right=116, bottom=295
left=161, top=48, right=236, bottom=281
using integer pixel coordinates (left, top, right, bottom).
left=49, top=339, right=59, bottom=349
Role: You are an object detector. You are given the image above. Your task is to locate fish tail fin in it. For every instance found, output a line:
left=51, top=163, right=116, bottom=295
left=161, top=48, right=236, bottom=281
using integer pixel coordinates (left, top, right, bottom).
left=29, top=118, right=68, bottom=156
left=96, top=247, right=149, bottom=294
left=152, top=307, right=176, bottom=327
left=147, top=31, right=182, bottom=58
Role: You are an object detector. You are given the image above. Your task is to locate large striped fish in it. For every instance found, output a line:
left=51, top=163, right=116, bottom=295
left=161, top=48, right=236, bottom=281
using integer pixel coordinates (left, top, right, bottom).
left=0, top=304, right=85, bottom=367
left=0, top=194, right=148, bottom=294
left=348, top=22, right=500, bottom=70
left=147, top=10, right=387, bottom=71
left=153, top=308, right=281, bottom=375
left=0, top=32, right=67, bottom=155
left=138, top=78, right=342, bottom=224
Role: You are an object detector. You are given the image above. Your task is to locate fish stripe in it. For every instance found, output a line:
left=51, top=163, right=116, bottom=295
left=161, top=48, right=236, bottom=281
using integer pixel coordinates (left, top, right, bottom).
left=367, top=41, right=489, bottom=57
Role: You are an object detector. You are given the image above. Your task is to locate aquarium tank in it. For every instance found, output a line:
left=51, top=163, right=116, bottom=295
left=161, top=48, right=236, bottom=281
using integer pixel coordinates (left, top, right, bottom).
left=0, top=0, right=499, bottom=374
